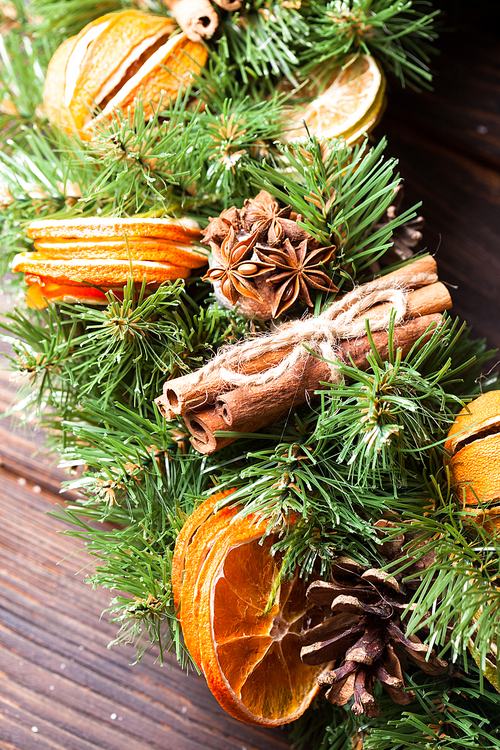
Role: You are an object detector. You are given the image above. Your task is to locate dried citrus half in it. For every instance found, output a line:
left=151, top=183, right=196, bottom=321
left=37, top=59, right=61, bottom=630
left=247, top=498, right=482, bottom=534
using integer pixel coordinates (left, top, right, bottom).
left=171, top=489, right=236, bottom=609
left=284, top=54, right=385, bottom=143
left=179, top=503, right=240, bottom=666
left=43, top=10, right=207, bottom=137
left=189, top=515, right=329, bottom=725
left=444, top=391, right=500, bottom=506
left=34, top=238, right=208, bottom=268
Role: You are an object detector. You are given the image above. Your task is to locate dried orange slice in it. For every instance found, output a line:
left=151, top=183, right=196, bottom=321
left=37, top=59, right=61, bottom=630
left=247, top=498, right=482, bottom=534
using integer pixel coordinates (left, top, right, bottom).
left=12, top=253, right=190, bottom=286
left=27, top=217, right=201, bottom=242
left=171, top=489, right=236, bottom=609
left=180, top=503, right=240, bottom=666
left=284, top=54, right=385, bottom=143
left=43, top=10, right=206, bottom=137
left=25, top=278, right=115, bottom=309
left=186, top=515, right=329, bottom=725
left=34, top=238, right=208, bottom=268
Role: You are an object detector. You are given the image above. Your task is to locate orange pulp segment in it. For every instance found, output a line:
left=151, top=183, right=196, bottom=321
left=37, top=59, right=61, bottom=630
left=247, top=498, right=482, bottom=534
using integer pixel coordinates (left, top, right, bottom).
left=25, top=279, right=117, bottom=309
left=12, top=253, right=190, bottom=286
left=27, top=216, right=202, bottom=242
left=34, top=238, right=208, bottom=268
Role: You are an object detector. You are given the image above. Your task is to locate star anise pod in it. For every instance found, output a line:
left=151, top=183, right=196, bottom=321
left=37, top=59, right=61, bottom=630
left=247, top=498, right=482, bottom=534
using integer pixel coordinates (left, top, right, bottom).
left=300, top=557, right=447, bottom=718
left=241, top=189, right=293, bottom=241
left=201, top=206, right=243, bottom=245
left=257, top=238, right=338, bottom=317
left=203, top=226, right=274, bottom=305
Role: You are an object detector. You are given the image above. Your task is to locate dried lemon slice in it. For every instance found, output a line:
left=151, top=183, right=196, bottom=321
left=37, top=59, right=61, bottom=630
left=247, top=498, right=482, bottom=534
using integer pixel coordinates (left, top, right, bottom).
left=284, top=54, right=385, bottom=143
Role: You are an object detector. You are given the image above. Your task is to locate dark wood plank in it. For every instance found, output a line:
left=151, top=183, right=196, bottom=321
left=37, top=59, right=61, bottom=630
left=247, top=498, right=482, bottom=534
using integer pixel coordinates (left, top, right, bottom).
left=0, top=461, right=292, bottom=750
left=374, top=0, right=500, bottom=352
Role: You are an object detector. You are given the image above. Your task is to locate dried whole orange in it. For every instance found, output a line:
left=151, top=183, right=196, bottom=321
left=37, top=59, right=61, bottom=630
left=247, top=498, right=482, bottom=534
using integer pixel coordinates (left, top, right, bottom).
left=177, top=510, right=330, bottom=725
left=43, top=10, right=207, bottom=138
left=445, top=390, right=500, bottom=508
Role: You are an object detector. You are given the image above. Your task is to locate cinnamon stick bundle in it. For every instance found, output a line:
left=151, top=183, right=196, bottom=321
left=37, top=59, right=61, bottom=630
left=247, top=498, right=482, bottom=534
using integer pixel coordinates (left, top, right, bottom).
left=165, top=0, right=218, bottom=42
left=154, top=256, right=452, bottom=454
left=182, top=314, right=442, bottom=454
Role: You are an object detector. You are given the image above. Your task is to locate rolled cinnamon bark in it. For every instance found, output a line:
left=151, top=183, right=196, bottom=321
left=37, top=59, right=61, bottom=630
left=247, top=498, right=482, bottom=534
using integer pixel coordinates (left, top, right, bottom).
left=165, top=0, right=218, bottom=42
left=157, top=346, right=294, bottom=416
left=190, top=313, right=443, bottom=450
left=183, top=405, right=237, bottom=453
left=362, top=281, right=452, bottom=329
left=157, top=256, right=441, bottom=417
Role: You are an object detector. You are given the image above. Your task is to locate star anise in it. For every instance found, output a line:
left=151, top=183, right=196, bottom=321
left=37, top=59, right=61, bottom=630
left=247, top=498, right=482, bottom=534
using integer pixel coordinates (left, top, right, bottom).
left=241, top=189, right=293, bottom=241
left=257, top=238, right=338, bottom=317
left=203, top=226, right=274, bottom=305
left=201, top=206, right=243, bottom=245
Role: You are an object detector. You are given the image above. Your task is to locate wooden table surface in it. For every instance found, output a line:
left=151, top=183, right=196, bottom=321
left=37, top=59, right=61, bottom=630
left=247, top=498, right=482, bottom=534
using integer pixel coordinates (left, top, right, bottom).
left=0, top=2, right=499, bottom=748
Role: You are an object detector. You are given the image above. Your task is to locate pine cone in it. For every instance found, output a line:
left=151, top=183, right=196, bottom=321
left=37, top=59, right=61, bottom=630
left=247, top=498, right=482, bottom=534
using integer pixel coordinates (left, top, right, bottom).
left=300, top=554, right=447, bottom=718
left=201, top=190, right=337, bottom=319
left=373, top=185, right=425, bottom=268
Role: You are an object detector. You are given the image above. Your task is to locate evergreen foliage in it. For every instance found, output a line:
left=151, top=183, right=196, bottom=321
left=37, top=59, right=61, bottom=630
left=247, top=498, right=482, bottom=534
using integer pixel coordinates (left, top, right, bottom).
left=2, top=1, right=500, bottom=748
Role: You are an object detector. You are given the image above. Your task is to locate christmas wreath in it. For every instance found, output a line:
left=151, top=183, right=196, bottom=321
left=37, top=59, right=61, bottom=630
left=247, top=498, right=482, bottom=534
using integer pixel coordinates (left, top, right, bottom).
left=1, top=0, right=500, bottom=747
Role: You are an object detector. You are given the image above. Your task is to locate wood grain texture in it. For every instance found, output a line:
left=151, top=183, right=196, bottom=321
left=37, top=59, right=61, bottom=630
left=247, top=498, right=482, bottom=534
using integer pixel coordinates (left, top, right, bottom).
left=0, top=408, right=292, bottom=750
left=374, top=0, right=500, bottom=351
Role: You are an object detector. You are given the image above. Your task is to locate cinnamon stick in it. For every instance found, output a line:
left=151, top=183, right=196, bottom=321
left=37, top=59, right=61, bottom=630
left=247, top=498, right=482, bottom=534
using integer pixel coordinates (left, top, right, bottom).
left=362, top=281, right=452, bottom=329
left=156, top=346, right=294, bottom=416
left=157, top=256, right=440, bottom=416
left=211, top=0, right=242, bottom=9
left=184, top=314, right=443, bottom=451
left=183, top=405, right=237, bottom=454
left=165, top=0, right=218, bottom=42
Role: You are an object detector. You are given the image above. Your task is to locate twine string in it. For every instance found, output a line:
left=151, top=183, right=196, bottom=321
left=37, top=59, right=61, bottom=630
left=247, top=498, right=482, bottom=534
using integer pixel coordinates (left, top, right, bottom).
left=194, top=277, right=412, bottom=390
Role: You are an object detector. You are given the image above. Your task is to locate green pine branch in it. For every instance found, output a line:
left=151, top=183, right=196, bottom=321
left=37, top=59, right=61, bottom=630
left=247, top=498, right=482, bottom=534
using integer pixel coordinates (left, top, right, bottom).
left=303, top=0, right=440, bottom=90
left=248, top=135, right=420, bottom=278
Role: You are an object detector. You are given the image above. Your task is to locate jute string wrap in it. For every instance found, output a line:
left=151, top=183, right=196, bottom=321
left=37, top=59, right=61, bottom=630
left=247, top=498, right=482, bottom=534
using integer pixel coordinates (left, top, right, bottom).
left=192, top=273, right=427, bottom=391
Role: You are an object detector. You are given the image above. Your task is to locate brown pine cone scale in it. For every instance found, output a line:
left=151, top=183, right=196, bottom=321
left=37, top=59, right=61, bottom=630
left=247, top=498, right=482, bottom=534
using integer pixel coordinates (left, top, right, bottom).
left=300, top=560, right=447, bottom=717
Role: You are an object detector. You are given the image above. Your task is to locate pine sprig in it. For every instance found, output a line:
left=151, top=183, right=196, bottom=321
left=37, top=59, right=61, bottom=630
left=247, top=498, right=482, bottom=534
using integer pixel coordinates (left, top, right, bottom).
left=249, top=135, right=420, bottom=277
left=313, top=316, right=482, bottom=488
left=304, top=1, right=440, bottom=90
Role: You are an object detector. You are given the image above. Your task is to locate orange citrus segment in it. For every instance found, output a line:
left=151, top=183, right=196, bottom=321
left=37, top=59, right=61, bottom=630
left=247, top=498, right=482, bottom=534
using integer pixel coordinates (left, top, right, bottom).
left=193, top=517, right=329, bottom=726
left=69, top=11, right=175, bottom=130
left=88, top=32, right=207, bottom=130
left=27, top=217, right=202, bottom=242
left=33, top=238, right=208, bottom=268
left=171, top=489, right=236, bottom=609
left=284, top=54, right=384, bottom=142
left=12, top=253, right=190, bottom=286
left=25, top=279, right=116, bottom=309
left=445, top=391, right=500, bottom=457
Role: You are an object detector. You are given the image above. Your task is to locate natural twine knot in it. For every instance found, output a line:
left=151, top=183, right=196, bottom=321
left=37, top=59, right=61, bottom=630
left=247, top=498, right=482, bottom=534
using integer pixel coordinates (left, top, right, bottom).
left=196, top=276, right=415, bottom=390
